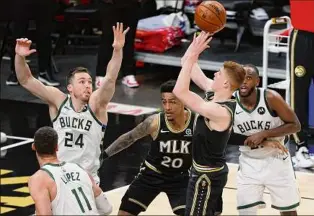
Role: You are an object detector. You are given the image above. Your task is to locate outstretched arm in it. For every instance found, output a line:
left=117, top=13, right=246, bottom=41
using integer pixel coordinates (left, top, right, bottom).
left=28, top=172, right=52, bottom=215
left=181, top=45, right=213, bottom=92
left=244, top=89, right=301, bottom=146
left=104, top=114, right=158, bottom=158
left=91, top=23, right=129, bottom=108
left=15, top=39, right=65, bottom=107
left=173, top=32, right=231, bottom=130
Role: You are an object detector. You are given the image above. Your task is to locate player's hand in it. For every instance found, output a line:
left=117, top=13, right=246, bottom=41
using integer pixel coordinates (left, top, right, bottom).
left=244, top=131, right=267, bottom=147
left=112, top=22, right=130, bottom=50
left=15, top=38, right=37, bottom=57
left=261, top=140, right=289, bottom=154
left=183, top=31, right=212, bottom=63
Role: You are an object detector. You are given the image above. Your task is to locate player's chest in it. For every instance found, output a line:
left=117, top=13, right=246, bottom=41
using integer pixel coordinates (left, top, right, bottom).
left=156, top=138, right=192, bottom=155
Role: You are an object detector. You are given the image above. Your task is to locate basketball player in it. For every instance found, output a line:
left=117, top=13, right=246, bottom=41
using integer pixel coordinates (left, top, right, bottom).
left=103, top=80, right=195, bottom=216
left=232, top=64, right=301, bottom=215
left=173, top=31, right=246, bottom=216
left=289, top=0, right=314, bottom=168
left=28, top=126, right=112, bottom=215
left=15, top=23, right=129, bottom=184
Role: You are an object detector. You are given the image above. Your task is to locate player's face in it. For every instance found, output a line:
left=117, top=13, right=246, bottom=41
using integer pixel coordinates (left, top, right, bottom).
left=239, top=67, right=259, bottom=97
left=69, top=73, right=93, bottom=102
left=211, top=68, right=228, bottom=91
left=161, top=93, right=184, bottom=121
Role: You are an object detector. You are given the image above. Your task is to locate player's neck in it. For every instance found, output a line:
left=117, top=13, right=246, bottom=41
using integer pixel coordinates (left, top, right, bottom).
left=212, top=90, right=232, bottom=102
left=70, top=96, right=87, bottom=112
left=37, top=155, right=60, bottom=167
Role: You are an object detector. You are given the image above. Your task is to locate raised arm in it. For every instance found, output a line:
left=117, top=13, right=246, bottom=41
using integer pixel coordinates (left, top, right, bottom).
left=181, top=45, right=213, bottom=92
left=28, top=172, right=52, bottom=215
left=104, top=114, right=159, bottom=158
left=15, top=39, right=66, bottom=107
left=173, top=32, right=231, bottom=131
left=244, top=89, right=301, bottom=146
left=90, top=23, right=129, bottom=108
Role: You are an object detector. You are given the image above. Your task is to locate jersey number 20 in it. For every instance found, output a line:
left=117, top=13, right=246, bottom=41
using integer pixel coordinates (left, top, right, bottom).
left=65, top=132, right=84, bottom=148
left=161, top=156, right=183, bottom=168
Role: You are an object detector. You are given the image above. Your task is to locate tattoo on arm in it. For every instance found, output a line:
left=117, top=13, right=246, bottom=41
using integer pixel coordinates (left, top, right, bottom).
left=105, top=115, right=156, bottom=157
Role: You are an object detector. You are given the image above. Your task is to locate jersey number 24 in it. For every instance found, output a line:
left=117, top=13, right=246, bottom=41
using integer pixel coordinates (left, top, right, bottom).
left=65, top=132, right=84, bottom=148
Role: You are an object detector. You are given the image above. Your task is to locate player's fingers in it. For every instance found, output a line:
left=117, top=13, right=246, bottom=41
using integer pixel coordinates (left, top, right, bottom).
left=119, top=22, right=123, bottom=32
left=29, top=49, right=37, bottom=55
left=123, top=27, right=130, bottom=35
left=205, top=37, right=212, bottom=46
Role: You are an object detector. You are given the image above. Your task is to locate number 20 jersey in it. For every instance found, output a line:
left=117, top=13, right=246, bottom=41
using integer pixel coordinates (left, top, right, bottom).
left=52, top=95, right=106, bottom=181
left=145, top=110, right=195, bottom=174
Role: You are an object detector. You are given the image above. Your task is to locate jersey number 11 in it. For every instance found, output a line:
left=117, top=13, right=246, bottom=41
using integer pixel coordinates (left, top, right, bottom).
left=72, top=187, right=92, bottom=213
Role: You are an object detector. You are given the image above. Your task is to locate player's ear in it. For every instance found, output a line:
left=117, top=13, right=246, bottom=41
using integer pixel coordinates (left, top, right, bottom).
left=31, top=143, right=36, bottom=151
left=223, top=80, right=230, bottom=89
left=67, top=84, right=72, bottom=93
left=256, top=76, right=260, bottom=87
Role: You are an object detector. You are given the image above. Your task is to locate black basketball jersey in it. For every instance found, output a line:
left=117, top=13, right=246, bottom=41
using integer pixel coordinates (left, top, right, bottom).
left=145, top=109, right=195, bottom=174
left=192, top=91, right=236, bottom=168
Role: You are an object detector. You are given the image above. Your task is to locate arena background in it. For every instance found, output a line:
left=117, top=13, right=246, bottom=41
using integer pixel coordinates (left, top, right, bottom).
left=1, top=0, right=313, bottom=215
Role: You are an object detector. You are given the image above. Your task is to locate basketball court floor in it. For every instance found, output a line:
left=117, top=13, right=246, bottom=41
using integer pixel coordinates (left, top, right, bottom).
left=1, top=126, right=314, bottom=215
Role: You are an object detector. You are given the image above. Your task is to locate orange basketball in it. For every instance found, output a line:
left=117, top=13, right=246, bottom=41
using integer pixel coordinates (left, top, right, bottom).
left=194, top=1, right=227, bottom=34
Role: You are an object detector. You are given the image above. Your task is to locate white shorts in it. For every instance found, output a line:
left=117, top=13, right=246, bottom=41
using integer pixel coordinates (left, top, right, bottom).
left=237, top=153, right=300, bottom=212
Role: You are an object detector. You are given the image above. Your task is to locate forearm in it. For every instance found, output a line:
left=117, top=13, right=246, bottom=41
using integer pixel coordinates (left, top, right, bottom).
left=173, top=58, right=194, bottom=100
left=264, top=123, right=300, bottom=138
left=15, top=54, right=33, bottom=85
left=190, top=63, right=212, bottom=92
left=105, top=49, right=123, bottom=81
left=104, top=133, right=137, bottom=157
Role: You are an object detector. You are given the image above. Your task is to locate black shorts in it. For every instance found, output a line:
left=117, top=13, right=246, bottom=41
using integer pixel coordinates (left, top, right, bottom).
left=185, top=165, right=228, bottom=216
left=120, top=164, right=189, bottom=215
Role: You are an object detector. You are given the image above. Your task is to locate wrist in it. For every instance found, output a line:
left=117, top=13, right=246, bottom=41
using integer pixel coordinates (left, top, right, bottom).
left=186, top=55, right=198, bottom=63
left=262, top=131, right=269, bottom=140
left=113, top=47, right=122, bottom=52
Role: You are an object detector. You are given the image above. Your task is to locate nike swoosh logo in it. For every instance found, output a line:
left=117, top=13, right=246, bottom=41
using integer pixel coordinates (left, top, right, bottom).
left=236, top=111, right=243, bottom=114
left=160, top=129, right=169, bottom=133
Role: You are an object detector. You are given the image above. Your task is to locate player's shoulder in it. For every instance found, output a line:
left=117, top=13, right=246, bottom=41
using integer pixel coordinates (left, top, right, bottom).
left=29, top=169, right=52, bottom=185
left=264, top=88, right=282, bottom=102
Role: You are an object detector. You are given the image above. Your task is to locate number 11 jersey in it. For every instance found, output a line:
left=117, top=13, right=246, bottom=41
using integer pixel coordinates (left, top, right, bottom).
left=52, top=95, right=106, bottom=183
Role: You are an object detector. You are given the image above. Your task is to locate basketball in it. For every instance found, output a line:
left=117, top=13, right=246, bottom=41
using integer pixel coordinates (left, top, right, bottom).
left=194, top=1, right=227, bottom=34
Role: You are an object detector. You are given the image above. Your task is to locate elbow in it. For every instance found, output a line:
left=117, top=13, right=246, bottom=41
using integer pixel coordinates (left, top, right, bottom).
left=18, top=74, right=32, bottom=86
left=294, top=121, right=301, bottom=133
left=173, top=86, right=186, bottom=100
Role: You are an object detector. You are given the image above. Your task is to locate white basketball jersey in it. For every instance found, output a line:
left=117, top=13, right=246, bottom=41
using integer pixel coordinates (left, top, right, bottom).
left=41, top=162, right=99, bottom=215
left=233, top=88, right=285, bottom=158
left=52, top=95, right=106, bottom=182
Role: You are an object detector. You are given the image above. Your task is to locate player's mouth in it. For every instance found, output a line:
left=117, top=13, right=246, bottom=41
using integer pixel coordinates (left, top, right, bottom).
left=240, top=86, right=248, bottom=93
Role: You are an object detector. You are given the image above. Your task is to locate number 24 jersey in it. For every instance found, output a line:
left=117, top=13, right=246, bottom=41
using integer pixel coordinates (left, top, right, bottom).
left=52, top=95, right=106, bottom=181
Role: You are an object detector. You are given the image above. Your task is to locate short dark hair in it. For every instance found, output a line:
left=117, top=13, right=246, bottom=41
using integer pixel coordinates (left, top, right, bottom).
left=243, top=63, right=260, bottom=77
left=34, top=126, right=58, bottom=155
left=160, top=80, right=176, bottom=93
left=67, top=67, right=91, bottom=85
